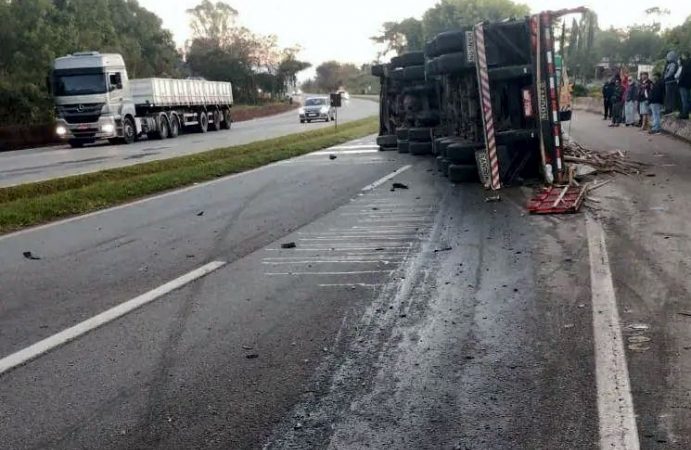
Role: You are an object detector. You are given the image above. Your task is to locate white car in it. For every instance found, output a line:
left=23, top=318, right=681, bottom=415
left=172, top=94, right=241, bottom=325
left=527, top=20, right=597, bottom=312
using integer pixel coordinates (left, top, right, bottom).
left=299, top=97, right=335, bottom=123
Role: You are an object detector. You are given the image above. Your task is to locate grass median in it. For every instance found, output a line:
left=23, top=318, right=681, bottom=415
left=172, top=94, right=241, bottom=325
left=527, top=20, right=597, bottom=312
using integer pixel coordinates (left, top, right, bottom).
left=0, top=116, right=378, bottom=234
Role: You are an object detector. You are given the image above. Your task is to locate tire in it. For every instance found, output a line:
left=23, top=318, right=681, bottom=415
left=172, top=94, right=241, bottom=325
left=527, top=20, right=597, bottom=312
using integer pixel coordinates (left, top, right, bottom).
left=399, top=51, right=425, bottom=67
left=210, top=110, right=222, bottom=131
left=396, top=127, right=409, bottom=140
left=448, top=164, right=480, bottom=183
left=390, top=67, right=405, bottom=81
left=221, top=109, right=232, bottom=130
left=437, top=52, right=474, bottom=75
left=376, top=134, right=397, bottom=148
left=197, top=111, right=208, bottom=133
left=122, top=116, right=136, bottom=144
left=433, top=30, right=467, bottom=56
left=488, top=64, right=532, bottom=82
left=446, top=142, right=483, bottom=164
left=155, top=116, right=169, bottom=140
left=169, top=115, right=180, bottom=138
left=424, top=40, right=437, bottom=58
left=440, top=158, right=451, bottom=176
left=397, top=140, right=410, bottom=153
left=390, top=56, right=403, bottom=69
left=300, top=119, right=305, bottom=124
left=371, top=64, right=385, bottom=77
left=409, top=141, right=432, bottom=155
left=437, top=138, right=460, bottom=157
left=68, top=140, right=85, bottom=148
left=425, top=58, right=440, bottom=77
left=408, top=127, right=432, bottom=142
left=402, top=65, right=426, bottom=81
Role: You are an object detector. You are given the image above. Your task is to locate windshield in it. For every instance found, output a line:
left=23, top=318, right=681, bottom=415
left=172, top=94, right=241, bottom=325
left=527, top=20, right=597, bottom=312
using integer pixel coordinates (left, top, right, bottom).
left=305, top=98, right=326, bottom=106
left=53, top=73, right=107, bottom=96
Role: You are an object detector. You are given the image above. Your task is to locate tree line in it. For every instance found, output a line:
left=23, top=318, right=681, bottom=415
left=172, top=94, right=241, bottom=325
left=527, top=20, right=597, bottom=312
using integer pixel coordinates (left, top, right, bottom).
left=0, top=0, right=311, bottom=127
left=302, top=62, right=378, bottom=95
left=370, top=0, right=690, bottom=82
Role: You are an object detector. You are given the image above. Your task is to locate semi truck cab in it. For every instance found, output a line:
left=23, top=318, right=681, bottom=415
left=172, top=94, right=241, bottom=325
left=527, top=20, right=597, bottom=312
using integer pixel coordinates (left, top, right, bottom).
left=52, top=52, right=136, bottom=147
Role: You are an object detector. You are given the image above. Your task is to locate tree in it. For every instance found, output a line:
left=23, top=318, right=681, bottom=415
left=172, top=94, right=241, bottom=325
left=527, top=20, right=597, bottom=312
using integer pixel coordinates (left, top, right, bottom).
left=664, top=16, right=691, bottom=55
left=187, top=0, right=238, bottom=44
left=308, top=61, right=378, bottom=95
left=422, top=0, right=529, bottom=38
left=371, top=18, right=424, bottom=56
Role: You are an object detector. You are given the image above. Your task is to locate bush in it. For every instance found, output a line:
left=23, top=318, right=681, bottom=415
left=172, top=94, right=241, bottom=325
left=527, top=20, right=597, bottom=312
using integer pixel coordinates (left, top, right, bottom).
left=572, top=84, right=589, bottom=97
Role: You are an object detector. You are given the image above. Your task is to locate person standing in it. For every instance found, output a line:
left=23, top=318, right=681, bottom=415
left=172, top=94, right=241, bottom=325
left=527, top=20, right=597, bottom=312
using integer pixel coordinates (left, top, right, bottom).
left=602, top=80, right=613, bottom=120
left=678, top=52, right=691, bottom=120
left=663, top=51, right=679, bottom=113
left=638, top=72, right=652, bottom=130
left=649, top=73, right=665, bottom=135
left=625, top=76, right=639, bottom=126
left=609, top=78, right=624, bottom=127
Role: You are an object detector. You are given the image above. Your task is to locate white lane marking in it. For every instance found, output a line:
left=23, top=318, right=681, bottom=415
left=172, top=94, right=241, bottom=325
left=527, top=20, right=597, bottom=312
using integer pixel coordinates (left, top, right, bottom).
left=262, top=260, right=399, bottom=265
left=265, top=246, right=412, bottom=252
left=311, top=149, right=379, bottom=155
left=361, top=165, right=412, bottom=192
left=326, top=144, right=380, bottom=150
left=266, top=270, right=394, bottom=276
left=586, top=216, right=640, bottom=450
left=299, top=237, right=416, bottom=241
left=0, top=261, right=226, bottom=376
left=318, top=283, right=384, bottom=288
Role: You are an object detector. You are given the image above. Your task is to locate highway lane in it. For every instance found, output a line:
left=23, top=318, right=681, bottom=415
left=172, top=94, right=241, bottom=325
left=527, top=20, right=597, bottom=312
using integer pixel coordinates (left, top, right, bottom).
left=2, top=119, right=691, bottom=448
left=0, top=97, right=377, bottom=188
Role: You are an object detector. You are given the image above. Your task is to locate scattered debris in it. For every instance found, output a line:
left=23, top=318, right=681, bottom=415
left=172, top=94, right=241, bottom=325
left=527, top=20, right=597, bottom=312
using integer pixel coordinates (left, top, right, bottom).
left=564, top=142, right=646, bottom=176
left=281, top=242, right=297, bottom=249
left=678, top=312, right=691, bottom=318
left=294, top=422, right=303, bottom=430
left=485, top=195, right=501, bottom=203
left=391, top=182, right=409, bottom=191
left=434, top=247, right=453, bottom=253
left=22, top=251, right=41, bottom=260
left=374, top=247, right=385, bottom=251
left=528, top=185, right=587, bottom=214
left=329, top=154, right=337, bottom=160
left=245, top=353, right=259, bottom=359
left=242, top=345, right=253, bottom=350
left=196, top=211, right=204, bottom=216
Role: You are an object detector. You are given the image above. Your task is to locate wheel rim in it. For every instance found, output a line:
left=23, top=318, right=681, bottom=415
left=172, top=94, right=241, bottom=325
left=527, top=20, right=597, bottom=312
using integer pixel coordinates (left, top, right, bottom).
left=124, top=120, right=134, bottom=141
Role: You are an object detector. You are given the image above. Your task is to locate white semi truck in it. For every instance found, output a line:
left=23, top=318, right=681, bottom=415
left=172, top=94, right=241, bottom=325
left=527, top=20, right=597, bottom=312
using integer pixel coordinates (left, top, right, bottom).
left=51, top=52, right=233, bottom=148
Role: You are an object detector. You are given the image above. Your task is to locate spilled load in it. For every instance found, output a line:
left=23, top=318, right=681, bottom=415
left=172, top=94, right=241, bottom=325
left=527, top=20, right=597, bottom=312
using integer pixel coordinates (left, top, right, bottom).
left=373, top=8, right=587, bottom=188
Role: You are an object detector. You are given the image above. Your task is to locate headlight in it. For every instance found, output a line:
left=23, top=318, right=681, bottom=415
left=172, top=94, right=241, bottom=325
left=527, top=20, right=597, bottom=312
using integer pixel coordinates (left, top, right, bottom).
left=320, top=107, right=329, bottom=113
left=298, top=108, right=305, bottom=114
left=101, top=123, right=115, bottom=133
left=56, top=125, right=67, bottom=136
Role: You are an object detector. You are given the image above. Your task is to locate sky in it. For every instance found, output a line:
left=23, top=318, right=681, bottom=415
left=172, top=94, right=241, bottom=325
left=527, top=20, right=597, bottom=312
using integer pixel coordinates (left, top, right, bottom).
left=139, top=0, right=691, bottom=80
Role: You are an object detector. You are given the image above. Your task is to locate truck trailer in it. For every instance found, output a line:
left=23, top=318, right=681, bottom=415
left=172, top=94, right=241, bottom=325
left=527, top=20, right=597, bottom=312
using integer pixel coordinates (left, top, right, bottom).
left=51, top=52, right=233, bottom=148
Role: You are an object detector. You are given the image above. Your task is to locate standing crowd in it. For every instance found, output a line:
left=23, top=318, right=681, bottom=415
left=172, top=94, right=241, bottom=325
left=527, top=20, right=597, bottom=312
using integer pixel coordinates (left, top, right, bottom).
left=602, top=51, right=691, bottom=135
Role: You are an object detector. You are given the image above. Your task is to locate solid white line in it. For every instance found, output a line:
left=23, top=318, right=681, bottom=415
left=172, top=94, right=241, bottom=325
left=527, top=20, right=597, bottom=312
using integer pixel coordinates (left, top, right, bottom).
left=266, top=270, right=394, bottom=276
left=586, top=216, right=640, bottom=450
left=265, top=246, right=411, bottom=251
left=328, top=144, right=380, bottom=150
left=311, top=149, right=379, bottom=155
left=262, top=260, right=399, bottom=265
left=361, top=165, right=412, bottom=192
left=0, top=261, right=226, bottom=376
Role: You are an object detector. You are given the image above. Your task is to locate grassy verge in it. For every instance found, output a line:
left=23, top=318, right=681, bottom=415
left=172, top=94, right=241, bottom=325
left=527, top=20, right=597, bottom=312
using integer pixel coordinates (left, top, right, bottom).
left=0, top=117, right=378, bottom=234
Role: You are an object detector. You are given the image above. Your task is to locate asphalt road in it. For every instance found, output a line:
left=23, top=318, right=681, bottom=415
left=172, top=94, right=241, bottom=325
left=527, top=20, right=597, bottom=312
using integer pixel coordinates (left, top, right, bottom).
left=0, top=97, right=377, bottom=188
left=1, top=112, right=690, bottom=449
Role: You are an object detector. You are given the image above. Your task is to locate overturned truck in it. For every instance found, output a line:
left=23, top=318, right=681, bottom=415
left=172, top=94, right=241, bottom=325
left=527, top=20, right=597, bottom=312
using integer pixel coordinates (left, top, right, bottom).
left=373, top=8, right=585, bottom=188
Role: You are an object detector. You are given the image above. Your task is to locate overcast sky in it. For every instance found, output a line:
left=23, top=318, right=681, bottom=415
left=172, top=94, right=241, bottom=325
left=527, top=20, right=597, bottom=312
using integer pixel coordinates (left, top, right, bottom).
left=139, top=0, right=691, bottom=79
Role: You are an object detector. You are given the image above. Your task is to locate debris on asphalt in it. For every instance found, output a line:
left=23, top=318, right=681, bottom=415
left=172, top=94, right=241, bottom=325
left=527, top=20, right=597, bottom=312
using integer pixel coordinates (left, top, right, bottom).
left=281, top=242, right=297, bottom=249
left=22, top=251, right=41, bottom=260
left=374, top=247, right=385, bottom=251
left=485, top=195, right=501, bottom=203
left=391, top=182, right=409, bottom=191
left=245, top=353, right=259, bottom=359
left=329, top=154, right=337, bottom=160
left=678, top=312, right=691, bottom=318
left=563, top=141, right=646, bottom=176
left=242, top=345, right=253, bottom=350
left=434, top=247, right=453, bottom=253
left=197, top=211, right=204, bottom=216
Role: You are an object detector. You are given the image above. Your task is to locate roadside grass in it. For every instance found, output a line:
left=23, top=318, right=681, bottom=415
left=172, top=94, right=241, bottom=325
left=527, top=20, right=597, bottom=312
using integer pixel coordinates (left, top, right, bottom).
left=0, top=117, right=378, bottom=234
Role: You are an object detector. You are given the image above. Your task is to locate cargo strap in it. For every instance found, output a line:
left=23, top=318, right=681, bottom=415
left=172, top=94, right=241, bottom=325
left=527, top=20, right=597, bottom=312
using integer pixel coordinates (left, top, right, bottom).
left=474, top=23, right=501, bottom=191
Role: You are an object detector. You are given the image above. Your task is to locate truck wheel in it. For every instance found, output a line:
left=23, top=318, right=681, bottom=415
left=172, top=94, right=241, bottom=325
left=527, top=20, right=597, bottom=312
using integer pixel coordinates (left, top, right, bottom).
left=408, top=127, right=433, bottom=142
left=409, top=141, right=433, bottom=155
left=397, top=140, right=410, bottom=153
left=221, top=109, right=232, bottom=130
left=210, top=110, right=222, bottom=131
left=434, top=30, right=467, bottom=56
left=371, top=64, right=385, bottom=77
left=396, top=127, right=409, bottom=141
left=197, top=111, right=208, bottom=133
left=122, top=117, right=136, bottom=144
left=156, top=116, right=170, bottom=140
left=440, top=158, right=451, bottom=177
left=447, top=142, right=483, bottom=164
left=448, top=164, right=480, bottom=183
left=437, top=52, right=474, bottom=75
left=376, top=134, right=397, bottom=149
left=402, top=65, right=426, bottom=81
left=169, top=115, right=180, bottom=138
left=398, top=51, right=425, bottom=67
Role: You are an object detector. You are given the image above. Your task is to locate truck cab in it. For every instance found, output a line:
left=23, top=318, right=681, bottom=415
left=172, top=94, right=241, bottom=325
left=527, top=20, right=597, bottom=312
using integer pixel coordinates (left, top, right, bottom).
left=52, top=52, right=137, bottom=147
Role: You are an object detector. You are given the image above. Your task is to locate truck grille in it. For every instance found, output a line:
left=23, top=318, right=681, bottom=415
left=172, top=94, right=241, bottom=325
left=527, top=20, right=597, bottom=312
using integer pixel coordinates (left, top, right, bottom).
left=57, top=103, right=104, bottom=124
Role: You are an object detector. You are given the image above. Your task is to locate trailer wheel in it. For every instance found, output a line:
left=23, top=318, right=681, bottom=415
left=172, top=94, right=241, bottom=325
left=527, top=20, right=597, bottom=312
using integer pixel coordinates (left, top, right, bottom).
left=408, top=127, right=433, bottom=142
left=398, top=51, right=425, bottom=68
left=169, top=115, right=180, bottom=138
left=371, top=64, right=385, bottom=77
left=397, top=139, right=410, bottom=154
left=396, top=127, right=409, bottom=141
left=210, top=110, right=222, bottom=132
left=437, top=52, right=474, bottom=75
left=402, top=65, right=426, bottom=81
left=122, top=116, right=136, bottom=144
left=409, top=141, right=433, bottom=155
left=157, top=116, right=170, bottom=140
left=376, top=134, right=397, bottom=148
left=448, top=164, right=480, bottom=183
left=434, top=30, right=467, bottom=56
left=447, top=142, right=483, bottom=164
left=221, top=109, right=232, bottom=130
left=197, top=111, right=208, bottom=133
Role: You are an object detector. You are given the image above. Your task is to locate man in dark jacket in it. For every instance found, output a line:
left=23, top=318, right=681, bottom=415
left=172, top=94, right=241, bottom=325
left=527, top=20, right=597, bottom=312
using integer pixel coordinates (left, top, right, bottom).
left=609, top=78, right=624, bottom=127
left=602, top=80, right=613, bottom=120
left=638, top=72, right=653, bottom=130
left=649, top=73, right=665, bottom=134
left=678, top=52, right=690, bottom=120
left=663, top=51, right=679, bottom=113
